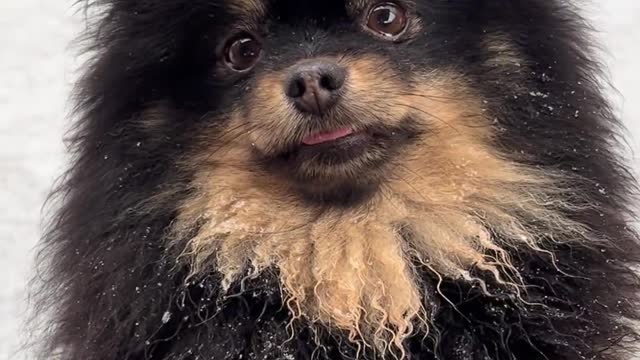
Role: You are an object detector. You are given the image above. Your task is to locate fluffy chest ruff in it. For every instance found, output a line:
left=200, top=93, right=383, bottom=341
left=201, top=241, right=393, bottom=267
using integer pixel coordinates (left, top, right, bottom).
left=172, top=129, right=590, bottom=356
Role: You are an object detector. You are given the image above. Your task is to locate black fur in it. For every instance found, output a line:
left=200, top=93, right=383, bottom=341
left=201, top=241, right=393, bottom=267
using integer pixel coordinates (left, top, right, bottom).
left=34, top=1, right=639, bottom=359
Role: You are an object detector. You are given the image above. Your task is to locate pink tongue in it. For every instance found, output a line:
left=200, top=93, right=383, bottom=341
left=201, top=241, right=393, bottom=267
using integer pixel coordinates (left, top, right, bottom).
left=302, top=127, right=354, bottom=145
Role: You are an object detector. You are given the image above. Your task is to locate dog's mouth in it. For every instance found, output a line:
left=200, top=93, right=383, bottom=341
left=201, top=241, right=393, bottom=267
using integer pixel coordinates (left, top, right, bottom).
left=278, top=122, right=403, bottom=165
left=258, top=118, right=420, bottom=201
left=295, top=126, right=376, bottom=165
left=301, top=127, right=355, bottom=146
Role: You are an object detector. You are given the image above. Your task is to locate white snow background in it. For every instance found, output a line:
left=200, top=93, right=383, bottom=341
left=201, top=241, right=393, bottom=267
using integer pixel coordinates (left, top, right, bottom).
left=0, top=1, right=638, bottom=359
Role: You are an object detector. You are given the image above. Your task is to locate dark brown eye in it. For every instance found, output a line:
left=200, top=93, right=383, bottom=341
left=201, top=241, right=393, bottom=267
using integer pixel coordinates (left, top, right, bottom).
left=366, top=2, right=408, bottom=39
left=224, top=34, right=262, bottom=71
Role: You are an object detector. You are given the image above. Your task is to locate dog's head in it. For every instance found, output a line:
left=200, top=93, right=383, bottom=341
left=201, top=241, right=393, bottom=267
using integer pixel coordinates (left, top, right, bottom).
left=180, top=0, right=524, bottom=202
left=69, top=0, right=631, bottom=356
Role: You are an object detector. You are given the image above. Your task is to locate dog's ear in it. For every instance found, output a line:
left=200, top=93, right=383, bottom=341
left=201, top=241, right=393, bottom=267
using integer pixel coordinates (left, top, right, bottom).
left=75, top=1, right=225, bottom=123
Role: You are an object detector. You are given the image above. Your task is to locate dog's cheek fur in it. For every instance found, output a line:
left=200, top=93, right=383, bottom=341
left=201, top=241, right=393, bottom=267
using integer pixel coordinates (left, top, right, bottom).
left=32, top=1, right=640, bottom=360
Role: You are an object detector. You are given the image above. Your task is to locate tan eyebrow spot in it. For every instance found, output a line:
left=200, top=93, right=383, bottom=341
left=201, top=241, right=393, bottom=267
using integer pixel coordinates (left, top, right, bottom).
left=227, top=0, right=266, bottom=23
left=347, top=0, right=370, bottom=11
left=483, top=33, right=526, bottom=67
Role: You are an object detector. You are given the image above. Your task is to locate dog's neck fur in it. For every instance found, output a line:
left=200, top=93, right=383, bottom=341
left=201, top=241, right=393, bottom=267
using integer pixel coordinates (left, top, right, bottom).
left=171, top=130, right=593, bottom=354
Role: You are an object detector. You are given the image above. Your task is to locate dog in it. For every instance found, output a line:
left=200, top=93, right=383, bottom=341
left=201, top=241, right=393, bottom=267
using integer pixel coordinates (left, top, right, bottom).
left=34, top=0, right=640, bottom=359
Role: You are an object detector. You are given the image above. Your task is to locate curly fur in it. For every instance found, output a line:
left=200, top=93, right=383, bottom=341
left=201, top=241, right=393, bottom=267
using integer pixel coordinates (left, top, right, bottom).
left=32, top=1, right=640, bottom=360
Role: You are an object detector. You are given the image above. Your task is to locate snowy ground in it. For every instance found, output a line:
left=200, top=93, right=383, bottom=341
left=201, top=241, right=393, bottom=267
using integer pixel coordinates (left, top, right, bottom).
left=0, top=1, right=638, bottom=359
left=1, top=1, right=80, bottom=359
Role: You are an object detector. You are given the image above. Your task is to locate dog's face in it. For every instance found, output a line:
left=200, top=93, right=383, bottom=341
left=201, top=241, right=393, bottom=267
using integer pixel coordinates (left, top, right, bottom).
left=225, top=0, right=430, bottom=200
left=192, top=0, right=520, bottom=203
left=102, top=0, right=603, bottom=354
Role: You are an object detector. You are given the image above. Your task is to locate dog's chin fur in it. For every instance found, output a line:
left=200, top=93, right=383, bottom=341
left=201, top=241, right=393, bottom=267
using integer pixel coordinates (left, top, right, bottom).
left=32, top=1, right=640, bottom=360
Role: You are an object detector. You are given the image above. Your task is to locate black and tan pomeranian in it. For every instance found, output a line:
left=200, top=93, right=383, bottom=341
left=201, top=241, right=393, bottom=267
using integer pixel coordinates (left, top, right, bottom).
left=33, top=0, right=640, bottom=359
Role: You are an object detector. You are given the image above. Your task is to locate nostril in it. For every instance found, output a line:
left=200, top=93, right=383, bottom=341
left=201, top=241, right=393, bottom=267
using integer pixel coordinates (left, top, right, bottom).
left=319, top=75, right=335, bottom=91
left=286, top=76, right=306, bottom=98
left=320, top=68, right=346, bottom=91
left=320, top=65, right=346, bottom=91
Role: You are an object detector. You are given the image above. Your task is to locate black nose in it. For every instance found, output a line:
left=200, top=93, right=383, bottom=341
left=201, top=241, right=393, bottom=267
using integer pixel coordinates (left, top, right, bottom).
left=284, top=60, right=347, bottom=115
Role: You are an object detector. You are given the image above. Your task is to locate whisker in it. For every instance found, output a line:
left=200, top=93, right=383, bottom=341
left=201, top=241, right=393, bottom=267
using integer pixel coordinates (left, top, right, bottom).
left=395, top=103, right=461, bottom=134
left=397, top=92, right=465, bottom=102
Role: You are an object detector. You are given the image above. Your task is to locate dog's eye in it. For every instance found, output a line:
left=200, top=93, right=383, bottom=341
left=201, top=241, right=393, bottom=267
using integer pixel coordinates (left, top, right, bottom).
left=224, top=34, right=262, bottom=71
left=366, top=2, right=408, bottom=39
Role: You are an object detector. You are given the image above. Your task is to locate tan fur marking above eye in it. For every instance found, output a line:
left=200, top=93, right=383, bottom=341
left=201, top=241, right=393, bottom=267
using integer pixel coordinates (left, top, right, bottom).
left=170, top=67, right=596, bottom=358
left=346, top=0, right=371, bottom=16
left=227, top=0, right=266, bottom=23
left=483, top=33, right=527, bottom=69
